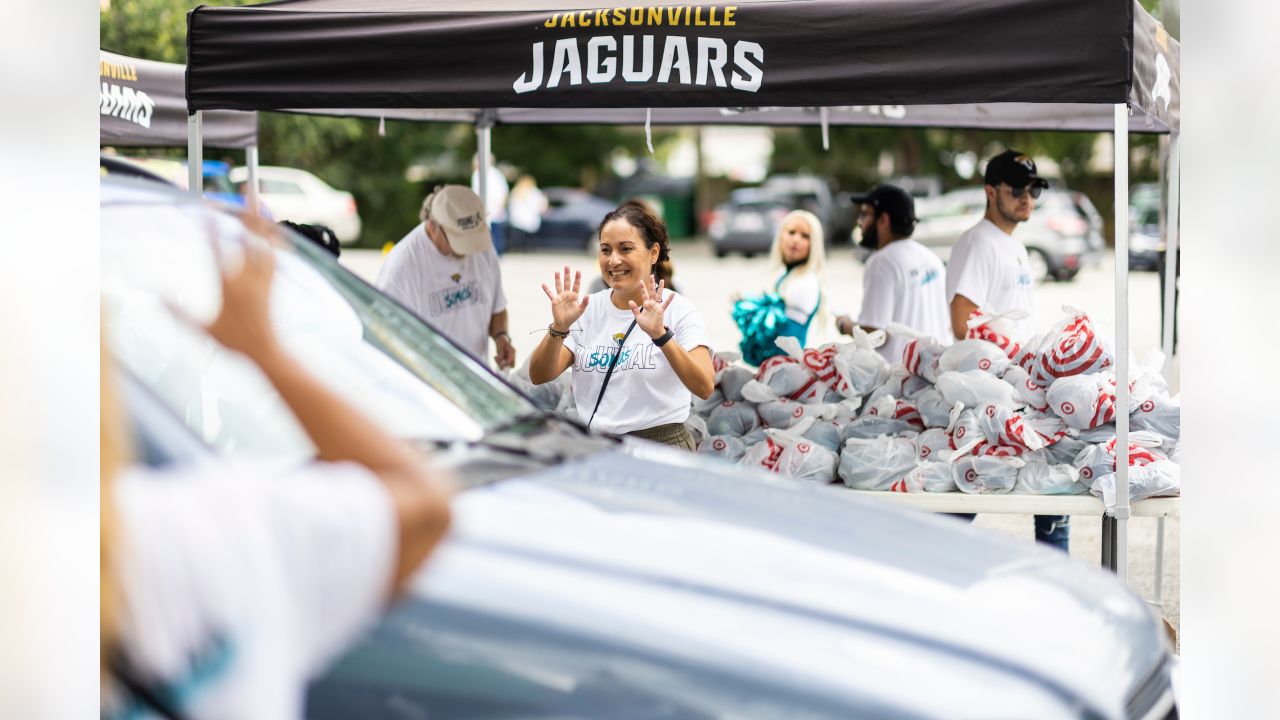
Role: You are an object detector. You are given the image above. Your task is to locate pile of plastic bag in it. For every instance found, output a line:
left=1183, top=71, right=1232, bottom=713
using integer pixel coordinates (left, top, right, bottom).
left=688, top=308, right=1180, bottom=509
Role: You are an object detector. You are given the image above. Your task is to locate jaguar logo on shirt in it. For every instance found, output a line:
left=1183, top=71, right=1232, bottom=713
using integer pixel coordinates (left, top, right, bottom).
left=427, top=281, right=484, bottom=315
left=451, top=273, right=462, bottom=283
left=612, top=332, right=627, bottom=345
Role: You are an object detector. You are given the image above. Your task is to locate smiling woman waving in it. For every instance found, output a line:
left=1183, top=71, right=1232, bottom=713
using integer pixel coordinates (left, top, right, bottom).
left=529, top=201, right=714, bottom=450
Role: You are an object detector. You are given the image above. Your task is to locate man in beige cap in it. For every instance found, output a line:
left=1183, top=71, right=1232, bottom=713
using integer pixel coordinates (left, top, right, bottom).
left=376, top=185, right=515, bottom=369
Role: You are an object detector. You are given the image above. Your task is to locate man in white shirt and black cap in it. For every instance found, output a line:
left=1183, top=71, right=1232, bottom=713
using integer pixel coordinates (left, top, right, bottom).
left=946, top=149, right=1068, bottom=553
left=377, top=185, right=516, bottom=369
left=835, top=183, right=951, bottom=363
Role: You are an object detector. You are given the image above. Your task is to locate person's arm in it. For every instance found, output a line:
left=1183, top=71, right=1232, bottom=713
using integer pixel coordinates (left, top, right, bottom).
left=488, top=310, right=516, bottom=370
left=529, top=266, right=588, bottom=384
left=198, top=213, right=451, bottom=599
left=630, top=276, right=715, bottom=399
left=950, top=293, right=979, bottom=340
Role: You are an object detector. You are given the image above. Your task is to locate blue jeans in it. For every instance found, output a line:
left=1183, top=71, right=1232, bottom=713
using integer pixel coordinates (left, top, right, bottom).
left=948, top=514, right=1071, bottom=553
left=490, top=221, right=506, bottom=255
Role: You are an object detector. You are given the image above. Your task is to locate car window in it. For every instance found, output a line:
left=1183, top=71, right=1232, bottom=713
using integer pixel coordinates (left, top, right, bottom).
left=102, top=191, right=535, bottom=463
left=262, top=178, right=304, bottom=194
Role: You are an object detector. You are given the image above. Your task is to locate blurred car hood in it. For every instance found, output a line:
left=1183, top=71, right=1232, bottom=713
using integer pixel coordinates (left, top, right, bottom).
left=402, top=443, right=1167, bottom=718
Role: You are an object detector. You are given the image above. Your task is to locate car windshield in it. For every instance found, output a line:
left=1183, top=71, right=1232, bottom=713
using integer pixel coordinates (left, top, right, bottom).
left=101, top=180, right=535, bottom=464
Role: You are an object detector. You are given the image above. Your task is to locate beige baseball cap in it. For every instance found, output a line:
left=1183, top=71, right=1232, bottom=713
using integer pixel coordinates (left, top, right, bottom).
left=425, top=185, right=491, bottom=255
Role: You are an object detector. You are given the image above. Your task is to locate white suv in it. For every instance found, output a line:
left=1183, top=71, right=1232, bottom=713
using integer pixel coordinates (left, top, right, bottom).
left=230, top=165, right=362, bottom=244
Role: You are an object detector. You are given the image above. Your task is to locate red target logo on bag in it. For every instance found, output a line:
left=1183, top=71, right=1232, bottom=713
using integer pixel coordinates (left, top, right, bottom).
left=985, top=405, right=996, bottom=417
left=713, top=438, right=727, bottom=451
left=965, top=468, right=978, bottom=482
left=1060, top=402, right=1076, bottom=415
left=979, top=358, right=992, bottom=371
left=920, top=446, right=932, bottom=458
left=956, top=426, right=966, bottom=438
left=797, top=443, right=811, bottom=454
left=1081, top=466, right=1094, bottom=479
left=1140, top=400, right=1156, bottom=413
left=792, top=406, right=804, bottom=418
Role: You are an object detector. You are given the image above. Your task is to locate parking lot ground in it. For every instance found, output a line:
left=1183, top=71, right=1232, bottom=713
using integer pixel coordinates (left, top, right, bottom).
left=343, top=239, right=1181, bottom=641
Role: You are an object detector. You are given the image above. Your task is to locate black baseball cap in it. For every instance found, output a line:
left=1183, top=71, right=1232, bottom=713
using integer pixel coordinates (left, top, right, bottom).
left=850, top=184, right=917, bottom=229
left=983, top=149, right=1049, bottom=189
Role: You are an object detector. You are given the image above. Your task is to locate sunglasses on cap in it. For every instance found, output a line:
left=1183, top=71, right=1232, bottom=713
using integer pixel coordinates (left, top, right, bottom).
left=1004, top=183, right=1045, bottom=199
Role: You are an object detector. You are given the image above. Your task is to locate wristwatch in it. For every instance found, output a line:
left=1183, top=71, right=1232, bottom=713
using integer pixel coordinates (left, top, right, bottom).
left=652, top=326, right=674, bottom=347
left=493, top=330, right=511, bottom=342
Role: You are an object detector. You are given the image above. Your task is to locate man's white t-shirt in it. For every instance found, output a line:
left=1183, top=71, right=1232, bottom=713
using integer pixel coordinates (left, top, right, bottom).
left=106, top=460, right=396, bottom=720
left=564, top=289, right=711, bottom=434
left=858, top=239, right=953, bottom=363
left=375, top=223, right=507, bottom=361
left=945, top=218, right=1035, bottom=340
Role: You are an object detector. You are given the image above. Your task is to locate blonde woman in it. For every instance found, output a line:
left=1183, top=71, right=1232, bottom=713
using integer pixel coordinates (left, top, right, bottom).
left=733, top=209, right=827, bottom=365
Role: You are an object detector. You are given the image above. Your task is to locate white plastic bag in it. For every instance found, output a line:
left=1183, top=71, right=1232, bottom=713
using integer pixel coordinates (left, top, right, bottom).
left=888, top=461, right=957, bottom=493
left=686, top=414, right=709, bottom=449
left=837, top=435, right=919, bottom=490
left=706, top=400, right=760, bottom=437
left=802, top=419, right=845, bottom=453
left=953, top=455, right=1025, bottom=494
left=1130, top=392, right=1180, bottom=447
left=719, top=365, right=756, bottom=402
left=739, top=421, right=838, bottom=483
left=860, top=394, right=925, bottom=431
left=1030, top=306, right=1115, bottom=387
left=888, top=322, right=948, bottom=383
left=913, top=388, right=957, bottom=429
left=914, top=428, right=954, bottom=463
left=830, top=327, right=891, bottom=399
left=935, top=370, right=1019, bottom=411
left=1089, top=460, right=1180, bottom=510
left=692, top=388, right=725, bottom=417
left=1002, top=365, right=1049, bottom=412
left=754, top=355, right=818, bottom=400
left=947, top=408, right=984, bottom=456
left=842, top=415, right=913, bottom=441
left=1046, top=373, right=1117, bottom=430
left=1073, top=433, right=1167, bottom=484
left=699, top=434, right=748, bottom=462
left=937, top=339, right=1012, bottom=376
left=1015, top=459, right=1087, bottom=495
left=964, top=308, right=1030, bottom=364
left=865, top=367, right=931, bottom=407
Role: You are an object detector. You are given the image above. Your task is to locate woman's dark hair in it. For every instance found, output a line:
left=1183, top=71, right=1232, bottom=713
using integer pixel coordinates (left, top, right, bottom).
left=598, top=199, right=672, bottom=266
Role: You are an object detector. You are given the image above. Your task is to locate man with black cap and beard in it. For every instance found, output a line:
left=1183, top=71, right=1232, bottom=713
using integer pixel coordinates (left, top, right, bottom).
left=946, top=149, right=1048, bottom=341
left=834, top=183, right=950, bottom=363
left=946, top=149, right=1069, bottom=553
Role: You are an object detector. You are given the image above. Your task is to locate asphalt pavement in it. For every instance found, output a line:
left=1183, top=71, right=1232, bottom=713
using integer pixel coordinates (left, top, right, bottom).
left=342, top=239, right=1181, bottom=642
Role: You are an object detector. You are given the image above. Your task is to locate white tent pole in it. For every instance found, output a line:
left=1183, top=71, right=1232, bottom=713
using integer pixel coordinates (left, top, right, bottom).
left=477, top=122, right=492, bottom=218
left=187, top=111, right=203, bottom=197
left=1161, top=134, right=1181, bottom=377
left=1112, top=103, right=1131, bottom=578
left=246, top=144, right=261, bottom=214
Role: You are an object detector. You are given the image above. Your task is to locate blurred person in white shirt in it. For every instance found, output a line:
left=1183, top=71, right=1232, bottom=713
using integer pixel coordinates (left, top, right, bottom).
left=101, top=214, right=453, bottom=720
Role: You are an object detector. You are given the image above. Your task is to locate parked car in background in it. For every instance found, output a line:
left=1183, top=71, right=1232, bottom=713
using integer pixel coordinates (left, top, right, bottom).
left=1129, top=183, right=1163, bottom=271
left=504, top=187, right=616, bottom=252
left=111, top=156, right=247, bottom=208
left=102, top=175, right=1178, bottom=720
left=230, top=165, right=362, bottom=244
left=708, top=188, right=792, bottom=257
left=760, top=173, right=857, bottom=248
left=907, top=186, right=1104, bottom=282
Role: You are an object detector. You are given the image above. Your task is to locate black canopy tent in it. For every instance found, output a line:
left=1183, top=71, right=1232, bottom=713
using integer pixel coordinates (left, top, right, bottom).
left=101, top=50, right=262, bottom=202
left=185, top=0, right=1181, bottom=576
left=101, top=50, right=257, bottom=149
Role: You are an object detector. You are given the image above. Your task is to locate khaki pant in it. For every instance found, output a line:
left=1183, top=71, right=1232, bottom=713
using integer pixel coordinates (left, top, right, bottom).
left=627, top=422, right=696, bottom=451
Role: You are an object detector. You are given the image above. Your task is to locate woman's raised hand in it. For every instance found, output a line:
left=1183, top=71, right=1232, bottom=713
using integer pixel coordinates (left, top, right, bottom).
left=541, top=265, right=590, bottom=332
left=629, top=274, right=675, bottom=339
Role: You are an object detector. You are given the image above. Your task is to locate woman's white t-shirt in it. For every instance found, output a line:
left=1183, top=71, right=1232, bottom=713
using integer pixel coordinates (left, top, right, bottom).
left=776, top=269, right=822, bottom=325
left=105, top=459, right=396, bottom=720
left=564, top=289, right=711, bottom=434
